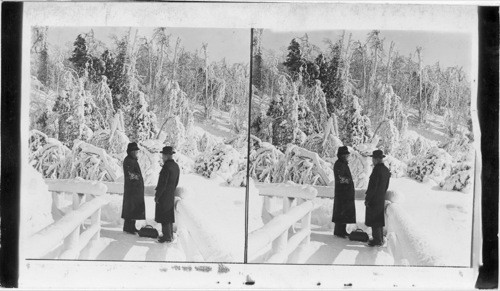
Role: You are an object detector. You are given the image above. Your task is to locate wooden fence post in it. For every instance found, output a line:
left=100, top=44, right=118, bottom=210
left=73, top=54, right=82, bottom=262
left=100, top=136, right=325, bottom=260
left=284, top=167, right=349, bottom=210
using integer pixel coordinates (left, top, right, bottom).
left=73, top=192, right=85, bottom=210
left=91, top=207, right=102, bottom=240
left=300, top=211, right=312, bottom=246
left=61, top=227, right=80, bottom=259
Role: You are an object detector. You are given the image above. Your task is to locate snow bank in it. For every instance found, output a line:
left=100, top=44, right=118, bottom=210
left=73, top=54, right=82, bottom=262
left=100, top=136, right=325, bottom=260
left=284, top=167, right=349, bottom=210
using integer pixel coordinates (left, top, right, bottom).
left=175, top=174, right=245, bottom=262
left=388, top=177, right=473, bottom=266
left=248, top=179, right=265, bottom=233
left=386, top=202, right=446, bottom=266
left=22, top=165, right=54, bottom=238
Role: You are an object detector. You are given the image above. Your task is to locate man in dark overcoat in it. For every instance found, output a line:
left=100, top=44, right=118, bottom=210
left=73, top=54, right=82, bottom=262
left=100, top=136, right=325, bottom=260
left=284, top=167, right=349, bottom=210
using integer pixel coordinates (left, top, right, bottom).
left=122, top=142, right=145, bottom=234
left=365, top=149, right=391, bottom=246
left=155, top=146, right=180, bottom=243
left=332, top=146, right=356, bottom=238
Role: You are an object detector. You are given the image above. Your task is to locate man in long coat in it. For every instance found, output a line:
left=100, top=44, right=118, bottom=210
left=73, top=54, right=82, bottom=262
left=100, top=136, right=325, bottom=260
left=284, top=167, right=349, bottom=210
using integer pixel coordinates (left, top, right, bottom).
left=155, top=146, right=180, bottom=243
left=365, top=149, right=391, bottom=246
left=122, top=142, right=145, bottom=234
left=332, top=146, right=356, bottom=238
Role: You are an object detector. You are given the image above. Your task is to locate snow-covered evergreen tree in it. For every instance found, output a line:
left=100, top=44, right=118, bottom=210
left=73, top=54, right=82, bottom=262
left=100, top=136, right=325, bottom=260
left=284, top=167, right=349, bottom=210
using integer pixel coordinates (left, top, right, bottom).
left=338, top=93, right=372, bottom=146
left=126, top=91, right=158, bottom=142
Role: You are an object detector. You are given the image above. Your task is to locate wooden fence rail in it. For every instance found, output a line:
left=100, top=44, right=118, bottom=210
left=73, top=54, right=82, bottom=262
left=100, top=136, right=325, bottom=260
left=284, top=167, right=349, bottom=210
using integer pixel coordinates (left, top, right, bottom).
left=24, top=179, right=109, bottom=259
left=248, top=182, right=320, bottom=263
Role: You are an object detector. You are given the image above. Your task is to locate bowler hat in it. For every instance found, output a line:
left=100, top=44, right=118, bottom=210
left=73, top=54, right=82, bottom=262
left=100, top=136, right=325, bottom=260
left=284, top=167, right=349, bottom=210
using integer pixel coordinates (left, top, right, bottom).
left=160, top=146, right=176, bottom=155
left=369, top=149, right=386, bottom=159
left=337, top=146, right=350, bottom=156
left=127, top=142, right=140, bottom=152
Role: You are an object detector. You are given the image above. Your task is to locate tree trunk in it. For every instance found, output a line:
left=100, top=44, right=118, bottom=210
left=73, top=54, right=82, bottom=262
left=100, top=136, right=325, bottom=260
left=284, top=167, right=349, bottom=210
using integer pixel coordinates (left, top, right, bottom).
left=416, top=47, right=424, bottom=124
left=171, top=37, right=181, bottom=81
left=386, top=41, right=395, bottom=84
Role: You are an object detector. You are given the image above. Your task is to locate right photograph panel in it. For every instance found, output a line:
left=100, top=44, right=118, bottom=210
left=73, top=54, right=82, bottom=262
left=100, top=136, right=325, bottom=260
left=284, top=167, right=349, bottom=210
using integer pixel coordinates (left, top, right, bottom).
left=247, top=29, right=475, bottom=267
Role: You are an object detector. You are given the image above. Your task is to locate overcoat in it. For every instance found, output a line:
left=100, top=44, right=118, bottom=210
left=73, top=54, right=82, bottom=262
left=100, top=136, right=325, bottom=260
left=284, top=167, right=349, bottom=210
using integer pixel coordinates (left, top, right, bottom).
left=332, top=159, right=356, bottom=224
left=155, top=159, right=180, bottom=224
left=121, top=154, right=145, bottom=220
left=365, top=163, right=391, bottom=227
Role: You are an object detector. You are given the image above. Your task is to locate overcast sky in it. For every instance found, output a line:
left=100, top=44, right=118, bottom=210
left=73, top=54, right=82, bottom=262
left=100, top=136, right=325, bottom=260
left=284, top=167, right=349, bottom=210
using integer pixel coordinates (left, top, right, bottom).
left=46, top=27, right=250, bottom=65
left=261, top=29, right=472, bottom=75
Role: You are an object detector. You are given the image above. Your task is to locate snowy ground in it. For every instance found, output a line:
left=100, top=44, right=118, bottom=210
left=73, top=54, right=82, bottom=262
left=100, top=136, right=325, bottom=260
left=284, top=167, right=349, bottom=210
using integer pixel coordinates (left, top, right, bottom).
left=193, top=104, right=236, bottom=141
left=291, top=226, right=394, bottom=265
left=390, top=177, right=473, bottom=266
left=285, top=177, right=473, bottom=266
left=82, top=173, right=246, bottom=262
left=252, top=175, right=473, bottom=266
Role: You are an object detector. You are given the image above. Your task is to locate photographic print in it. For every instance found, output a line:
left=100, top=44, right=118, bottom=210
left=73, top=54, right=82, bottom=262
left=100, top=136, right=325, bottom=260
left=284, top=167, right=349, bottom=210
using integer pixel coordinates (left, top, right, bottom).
left=248, top=28, right=475, bottom=267
left=24, top=26, right=250, bottom=263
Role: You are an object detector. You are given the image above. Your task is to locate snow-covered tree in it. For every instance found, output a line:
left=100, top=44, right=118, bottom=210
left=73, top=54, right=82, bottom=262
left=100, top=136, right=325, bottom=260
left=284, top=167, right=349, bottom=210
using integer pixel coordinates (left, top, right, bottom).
left=126, top=91, right=158, bottom=142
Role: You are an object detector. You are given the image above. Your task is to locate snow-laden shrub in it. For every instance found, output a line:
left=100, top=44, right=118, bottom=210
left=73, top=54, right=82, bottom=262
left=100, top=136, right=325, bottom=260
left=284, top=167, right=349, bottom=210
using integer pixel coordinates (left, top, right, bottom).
left=249, top=141, right=284, bottom=183
left=384, top=155, right=407, bottom=178
left=194, top=143, right=241, bottom=180
left=302, top=132, right=343, bottom=159
left=394, top=131, right=437, bottom=163
left=22, top=164, right=54, bottom=238
left=377, top=120, right=400, bottom=154
left=227, top=170, right=247, bottom=187
left=227, top=155, right=248, bottom=187
left=441, top=134, right=474, bottom=163
left=440, top=162, right=473, bottom=192
left=410, top=132, right=436, bottom=157
left=29, top=130, right=71, bottom=179
left=161, top=116, right=186, bottom=151
left=347, top=148, right=371, bottom=188
left=407, top=147, right=453, bottom=183
left=393, top=138, right=414, bottom=163
left=197, top=131, right=219, bottom=154
left=90, top=129, right=130, bottom=161
left=137, top=139, right=163, bottom=185
left=271, top=144, right=334, bottom=186
left=175, top=152, right=195, bottom=174
left=61, top=140, right=122, bottom=181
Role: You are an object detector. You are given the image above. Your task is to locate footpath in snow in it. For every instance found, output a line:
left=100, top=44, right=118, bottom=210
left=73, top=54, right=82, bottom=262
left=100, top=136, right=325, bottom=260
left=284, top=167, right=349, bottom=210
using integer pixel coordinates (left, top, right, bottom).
left=79, top=173, right=246, bottom=262
left=274, top=177, right=473, bottom=266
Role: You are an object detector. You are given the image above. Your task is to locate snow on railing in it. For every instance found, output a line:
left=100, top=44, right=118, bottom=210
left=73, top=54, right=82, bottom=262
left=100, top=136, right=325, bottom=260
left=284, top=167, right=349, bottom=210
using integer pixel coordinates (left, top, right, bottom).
left=249, top=182, right=321, bottom=263
left=100, top=181, right=156, bottom=196
left=385, top=202, right=445, bottom=266
left=311, top=185, right=400, bottom=202
left=24, top=179, right=110, bottom=259
left=174, top=187, right=238, bottom=262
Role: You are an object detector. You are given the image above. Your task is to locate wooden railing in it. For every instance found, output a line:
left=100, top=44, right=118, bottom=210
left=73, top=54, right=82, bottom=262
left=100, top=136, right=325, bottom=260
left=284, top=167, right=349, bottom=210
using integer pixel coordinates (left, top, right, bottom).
left=248, top=182, right=321, bottom=263
left=24, top=179, right=110, bottom=259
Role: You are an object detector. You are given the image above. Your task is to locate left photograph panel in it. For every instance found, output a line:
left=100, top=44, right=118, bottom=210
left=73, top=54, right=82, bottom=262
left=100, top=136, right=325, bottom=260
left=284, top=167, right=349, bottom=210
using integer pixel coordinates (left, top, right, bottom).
left=24, top=26, right=250, bottom=262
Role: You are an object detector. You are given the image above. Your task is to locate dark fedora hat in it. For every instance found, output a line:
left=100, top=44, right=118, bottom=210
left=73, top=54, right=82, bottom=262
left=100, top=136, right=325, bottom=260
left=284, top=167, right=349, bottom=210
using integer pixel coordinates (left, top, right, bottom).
left=127, top=142, right=140, bottom=152
left=337, top=146, right=350, bottom=156
left=369, top=149, right=386, bottom=159
left=160, top=146, right=176, bottom=155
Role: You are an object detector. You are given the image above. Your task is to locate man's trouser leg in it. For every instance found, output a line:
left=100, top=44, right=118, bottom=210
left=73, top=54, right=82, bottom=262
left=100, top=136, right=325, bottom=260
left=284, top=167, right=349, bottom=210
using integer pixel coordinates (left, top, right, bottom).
left=372, top=226, right=383, bottom=244
left=162, top=223, right=173, bottom=241
left=334, top=223, right=347, bottom=236
left=123, top=219, right=136, bottom=232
